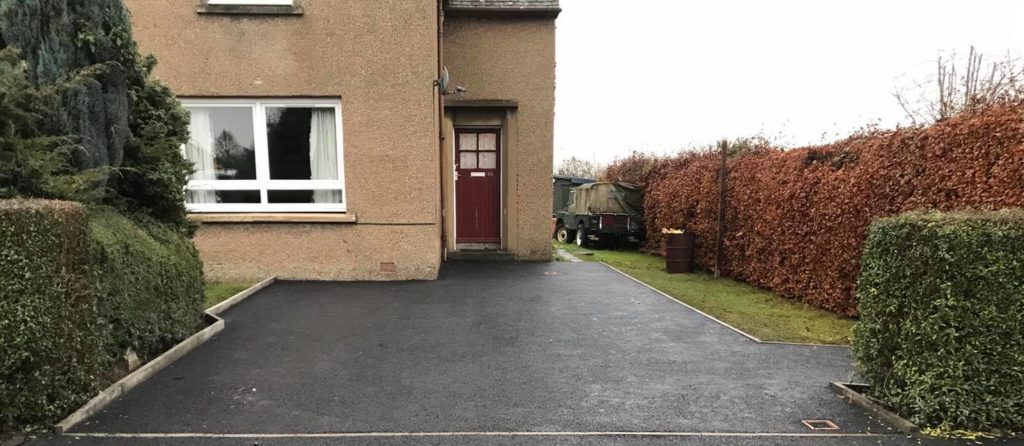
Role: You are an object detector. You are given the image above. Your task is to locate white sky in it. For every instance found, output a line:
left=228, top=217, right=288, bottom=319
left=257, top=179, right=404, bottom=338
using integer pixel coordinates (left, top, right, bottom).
left=554, top=0, right=1024, bottom=165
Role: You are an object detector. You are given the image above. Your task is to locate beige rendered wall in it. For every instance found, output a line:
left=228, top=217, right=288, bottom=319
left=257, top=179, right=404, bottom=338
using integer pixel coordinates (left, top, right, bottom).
left=125, top=0, right=442, bottom=281
left=443, top=16, right=556, bottom=260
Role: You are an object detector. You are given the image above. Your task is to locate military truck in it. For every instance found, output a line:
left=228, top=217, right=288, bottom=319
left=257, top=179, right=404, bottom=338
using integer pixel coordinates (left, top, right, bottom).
left=552, top=175, right=595, bottom=215
left=554, top=182, right=644, bottom=247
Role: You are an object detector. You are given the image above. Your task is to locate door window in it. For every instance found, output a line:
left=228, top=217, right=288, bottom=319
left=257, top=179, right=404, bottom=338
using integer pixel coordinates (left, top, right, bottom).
left=457, top=131, right=499, bottom=170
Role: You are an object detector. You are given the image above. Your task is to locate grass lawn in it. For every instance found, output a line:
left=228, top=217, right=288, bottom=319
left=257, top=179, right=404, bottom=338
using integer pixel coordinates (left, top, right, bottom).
left=204, top=282, right=252, bottom=309
left=555, top=242, right=855, bottom=345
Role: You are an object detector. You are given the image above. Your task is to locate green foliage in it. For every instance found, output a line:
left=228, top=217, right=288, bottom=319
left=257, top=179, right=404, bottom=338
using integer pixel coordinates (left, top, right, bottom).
left=853, top=210, right=1024, bottom=432
left=0, top=1, right=194, bottom=229
left=109, top=56, right=193, bottom=230
left=89, top=207, right=204, bottom=359
left=0, top=4, right=197, bottom=432
left=0, top=48, right=100, bottom=201
left=0, top=0, right=138, bottom=171
left=0, top=200, right=204, bottom=433
left=0, top=200, right=106, bottom=433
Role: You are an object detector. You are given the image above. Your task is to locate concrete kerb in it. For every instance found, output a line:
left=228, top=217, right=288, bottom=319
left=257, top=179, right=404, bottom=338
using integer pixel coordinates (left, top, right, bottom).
left=598, top=262, right=850, bottom=349
left=53, top=277, right=277, bottom=434
left=830, top=382, right=919, bottom=436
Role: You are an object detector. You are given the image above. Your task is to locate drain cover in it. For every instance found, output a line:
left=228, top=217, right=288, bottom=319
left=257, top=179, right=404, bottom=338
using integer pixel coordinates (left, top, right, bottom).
left=802, top=419, right=839, bottom=430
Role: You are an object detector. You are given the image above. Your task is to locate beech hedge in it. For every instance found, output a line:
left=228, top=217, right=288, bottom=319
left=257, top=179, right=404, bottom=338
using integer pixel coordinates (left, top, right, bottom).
left=612, top=102, right=1024, bottom=315
left=852, top=210, right=1024, bottom=432
left=0, top=199, right=203, bottom=432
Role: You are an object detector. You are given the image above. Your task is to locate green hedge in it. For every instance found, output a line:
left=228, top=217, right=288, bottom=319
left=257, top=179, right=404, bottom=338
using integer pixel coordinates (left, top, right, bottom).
left=0, top=200, right=106, bottom=432
left=853, top=210, right=1024, bottom=432
left=0, top=200, right=203, bottom=432
left=89, top=207, right=204, bottom=360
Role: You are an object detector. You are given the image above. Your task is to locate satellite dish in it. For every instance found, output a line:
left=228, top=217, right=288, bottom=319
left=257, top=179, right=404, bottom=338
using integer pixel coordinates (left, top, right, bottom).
left=438, top=66, right=450, bottom=93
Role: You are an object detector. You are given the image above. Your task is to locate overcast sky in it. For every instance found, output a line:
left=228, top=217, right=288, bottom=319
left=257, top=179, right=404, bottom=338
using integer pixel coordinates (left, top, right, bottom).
left=554, top=0, right=1024, bottom=166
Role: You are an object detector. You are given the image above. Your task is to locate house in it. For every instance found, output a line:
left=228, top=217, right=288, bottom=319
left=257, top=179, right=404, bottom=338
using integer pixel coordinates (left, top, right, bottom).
left=123, top=0, right=560, bottom=280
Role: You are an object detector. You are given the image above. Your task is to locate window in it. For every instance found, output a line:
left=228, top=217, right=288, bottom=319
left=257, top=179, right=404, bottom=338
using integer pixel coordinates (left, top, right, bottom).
left=458, top=132, right=498, bottom=169
left=207, top=0, right=293, bottom=5
left=181, top=99, right=345, bottom=213
left=198, top=0, right=302, bottom=15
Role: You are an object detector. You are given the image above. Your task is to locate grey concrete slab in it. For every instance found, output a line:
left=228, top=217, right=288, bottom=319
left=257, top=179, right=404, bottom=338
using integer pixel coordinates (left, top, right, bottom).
left=32, top=262, right=1013, bottom=445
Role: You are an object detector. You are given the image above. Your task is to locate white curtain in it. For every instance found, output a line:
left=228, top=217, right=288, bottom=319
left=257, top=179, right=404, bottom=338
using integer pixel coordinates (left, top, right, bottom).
left=186, top=109, right=217, bottom=204
left=309, top=109, right=341, bottom=204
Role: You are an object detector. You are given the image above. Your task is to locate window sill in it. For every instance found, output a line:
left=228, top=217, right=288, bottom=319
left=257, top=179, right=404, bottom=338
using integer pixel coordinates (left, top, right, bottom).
left=197, top=4, right=303, bottom=15
left=188, top=213, right=356, bottom=224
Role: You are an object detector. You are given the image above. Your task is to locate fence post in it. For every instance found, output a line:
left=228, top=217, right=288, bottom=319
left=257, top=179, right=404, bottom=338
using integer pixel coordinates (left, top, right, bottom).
left=715, top=139, right=728, bottom=277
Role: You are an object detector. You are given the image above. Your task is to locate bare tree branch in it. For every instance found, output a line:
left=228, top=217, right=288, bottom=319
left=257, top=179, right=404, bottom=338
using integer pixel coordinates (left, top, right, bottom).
left=556, top=156, right=605, bottom=179
left=894, top=46, right=1024, bottom=124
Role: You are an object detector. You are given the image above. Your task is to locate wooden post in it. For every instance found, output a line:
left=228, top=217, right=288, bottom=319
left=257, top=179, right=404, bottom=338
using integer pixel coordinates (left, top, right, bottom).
left=714, top=139, right=728, bottom=277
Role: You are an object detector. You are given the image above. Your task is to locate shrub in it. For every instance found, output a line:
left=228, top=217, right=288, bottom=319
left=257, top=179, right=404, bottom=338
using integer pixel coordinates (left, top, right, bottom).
left=0, top=200, right=106, bottom=432
left=852, top=210, right=1024, bottom=432
left=109, top=57, right=193, bottom=231
left=630, top=102, right=1024, bottom=315
left=0, top=200, right=204, bottom=432
left=89, top=207, right=204, bottom=360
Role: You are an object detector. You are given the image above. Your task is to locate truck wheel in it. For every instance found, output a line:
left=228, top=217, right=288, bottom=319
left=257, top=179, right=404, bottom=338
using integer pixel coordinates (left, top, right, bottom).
left=575, top=227, right=590, bottom=247
left=556, top=226, right=574, bottom=243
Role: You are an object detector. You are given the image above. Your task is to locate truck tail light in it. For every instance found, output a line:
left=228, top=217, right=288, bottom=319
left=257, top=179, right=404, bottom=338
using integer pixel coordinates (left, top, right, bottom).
left=601, top=215, right=615, bottom=229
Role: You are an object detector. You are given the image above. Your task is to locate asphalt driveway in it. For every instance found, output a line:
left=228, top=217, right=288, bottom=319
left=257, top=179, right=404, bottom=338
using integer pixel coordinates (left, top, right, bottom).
left=32, top=262, right=1000, bottom=445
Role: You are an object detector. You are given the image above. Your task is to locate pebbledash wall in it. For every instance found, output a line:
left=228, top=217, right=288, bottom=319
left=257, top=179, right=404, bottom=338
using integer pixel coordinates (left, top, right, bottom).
left=442, top=14, right=557, bottom=260
left=125, top=0, right=442, bottom=280
left=125, top=0, right=558, bottom=280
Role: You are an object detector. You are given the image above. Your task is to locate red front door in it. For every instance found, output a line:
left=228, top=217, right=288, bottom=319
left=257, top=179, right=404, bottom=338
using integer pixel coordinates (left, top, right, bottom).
left=455, top=129, right=501, bottom=243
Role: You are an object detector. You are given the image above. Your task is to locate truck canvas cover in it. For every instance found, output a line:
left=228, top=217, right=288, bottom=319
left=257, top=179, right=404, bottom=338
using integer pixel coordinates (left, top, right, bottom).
left=566, top=182, right=643, bottom=215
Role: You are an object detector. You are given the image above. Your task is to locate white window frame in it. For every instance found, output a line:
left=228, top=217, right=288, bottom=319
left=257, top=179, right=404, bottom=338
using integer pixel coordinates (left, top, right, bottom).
left=207, top=0, right=293, bottom=5
left=180, top=98, right=346, bottom=214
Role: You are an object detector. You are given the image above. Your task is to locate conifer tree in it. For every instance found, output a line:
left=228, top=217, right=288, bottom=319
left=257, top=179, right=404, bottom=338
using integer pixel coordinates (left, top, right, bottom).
left=0, top=0, right=136, bottom=170
left=0, top=0, right=193, bottom=228
left=0, top=47, right=99, bottom=200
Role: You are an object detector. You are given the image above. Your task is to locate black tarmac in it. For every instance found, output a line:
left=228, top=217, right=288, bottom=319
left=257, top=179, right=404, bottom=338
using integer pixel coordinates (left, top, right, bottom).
left=30, top=262, right=1022, bottom=445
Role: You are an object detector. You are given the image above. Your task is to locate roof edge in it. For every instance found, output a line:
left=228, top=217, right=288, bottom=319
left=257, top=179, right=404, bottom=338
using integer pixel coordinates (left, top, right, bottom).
left=444, top=7, right=561, bottom=18
left=445, top=99, right=519, bottom=109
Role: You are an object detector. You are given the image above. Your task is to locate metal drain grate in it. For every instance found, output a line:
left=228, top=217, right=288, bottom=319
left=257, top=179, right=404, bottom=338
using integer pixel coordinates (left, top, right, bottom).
left=802, top=419, right=840, bottom=430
